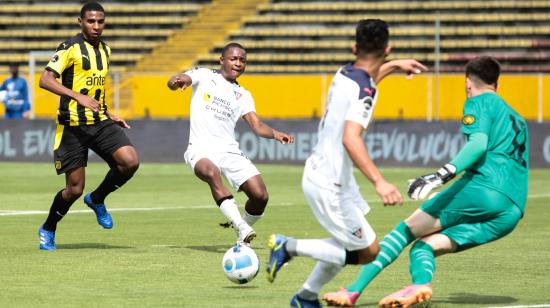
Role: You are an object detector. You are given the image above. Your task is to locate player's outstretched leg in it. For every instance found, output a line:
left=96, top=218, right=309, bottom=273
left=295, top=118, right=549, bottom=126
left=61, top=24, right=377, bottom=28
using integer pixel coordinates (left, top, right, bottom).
left=379, top=239, right=437, bottom=307
left=266, top=234, right=291, bottom=282
left=322, top=287, right=360, bottom=307
left=323, top=221, right=416, bottom=304
left=217, top=196, right=256, bottom=245
left=241, top=175, right=268, bottom=218
left=39, top=177, right=83, bottom=250
left=85, top=146, right=139, bottom=229
left=84, top=192, right=113, bottom=229
left=238, top=174, right=267, bottom=245
left=290, top=294, right=322, bottom=308
left=38, top=225, right=56, bottom=250
left=378, top=284, right=432, bottom=308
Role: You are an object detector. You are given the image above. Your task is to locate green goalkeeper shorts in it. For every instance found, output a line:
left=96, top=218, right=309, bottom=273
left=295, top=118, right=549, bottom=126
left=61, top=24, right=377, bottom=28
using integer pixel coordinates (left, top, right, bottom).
left=420, top=177, right=522, bottom=252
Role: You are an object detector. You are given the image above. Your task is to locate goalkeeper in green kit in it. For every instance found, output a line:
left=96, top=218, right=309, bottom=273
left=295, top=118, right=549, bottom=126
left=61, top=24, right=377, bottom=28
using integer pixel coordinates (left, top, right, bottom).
left=323, top=56, right=529, bottom=308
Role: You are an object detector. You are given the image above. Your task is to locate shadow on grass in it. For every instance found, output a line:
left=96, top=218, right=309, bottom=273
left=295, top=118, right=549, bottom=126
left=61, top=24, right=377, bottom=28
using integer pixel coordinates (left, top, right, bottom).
left=57, top=243, right=134, bottom=250
left=355, top=302, right=378, bottom=307
left=355, top=293, right=517, bottom=307
left=186, top=244, right=266, bottom=253
left=186, top=244, right=233, bottom=253
left=222, top=285, right=259, bottom=289
left=355, top=301, right=429, bottom=307
left=434, top=293, right=517, bottom=305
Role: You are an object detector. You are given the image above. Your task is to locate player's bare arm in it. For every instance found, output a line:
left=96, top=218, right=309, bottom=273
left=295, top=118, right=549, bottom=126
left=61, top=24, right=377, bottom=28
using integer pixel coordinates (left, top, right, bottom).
left=39, top=70, right=101, bottom=112
left=242, top=112, right=295, bottom=144
left=376, top=59, right=428, bottom=83
left=343, top=120, right=403, bottom=206
left=167, top=73, right=192, bottom=91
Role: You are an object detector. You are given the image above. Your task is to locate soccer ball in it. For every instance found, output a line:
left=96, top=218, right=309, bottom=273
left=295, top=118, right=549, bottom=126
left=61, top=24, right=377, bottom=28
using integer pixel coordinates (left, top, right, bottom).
left=222, top=244, right=260, bottom=284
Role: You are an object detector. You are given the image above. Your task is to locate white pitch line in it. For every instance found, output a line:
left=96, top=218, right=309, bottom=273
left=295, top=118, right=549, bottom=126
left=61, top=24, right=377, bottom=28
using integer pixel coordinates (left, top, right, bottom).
left=0, top=203, right=297, bottom=217
left=0, top=205, right=213, bottom=217
left=1, top=193, right=549, bottom=217
left=486, top=305, right=550, bottom=308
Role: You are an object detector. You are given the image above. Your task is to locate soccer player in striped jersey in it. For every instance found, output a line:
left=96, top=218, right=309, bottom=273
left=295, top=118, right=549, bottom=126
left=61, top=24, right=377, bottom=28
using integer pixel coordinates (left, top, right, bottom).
left=37, top=2, right=139, bottom=250
left=323, top=57, right=528, bottom=307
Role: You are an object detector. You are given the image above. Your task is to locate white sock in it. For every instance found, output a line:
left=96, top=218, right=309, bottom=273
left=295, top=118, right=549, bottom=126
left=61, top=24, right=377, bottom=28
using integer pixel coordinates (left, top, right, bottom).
left=242, top=211, right=263, bottom=226
left=302, top=261, right=343, bottom=294
left=295, top=238, right=346, bottom=265
left=219, top=198, right=245, bottom=228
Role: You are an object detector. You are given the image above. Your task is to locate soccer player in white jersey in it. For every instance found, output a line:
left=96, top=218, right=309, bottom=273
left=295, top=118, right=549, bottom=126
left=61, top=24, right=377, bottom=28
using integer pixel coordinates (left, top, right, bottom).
left=167, top=43, right=294, bottom=245
left=265, top=19, right=427, bottom=307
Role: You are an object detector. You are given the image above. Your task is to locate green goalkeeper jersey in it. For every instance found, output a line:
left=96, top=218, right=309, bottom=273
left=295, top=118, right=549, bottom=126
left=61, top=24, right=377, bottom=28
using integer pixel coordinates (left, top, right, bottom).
left=460, top=92, right=529, bottom=213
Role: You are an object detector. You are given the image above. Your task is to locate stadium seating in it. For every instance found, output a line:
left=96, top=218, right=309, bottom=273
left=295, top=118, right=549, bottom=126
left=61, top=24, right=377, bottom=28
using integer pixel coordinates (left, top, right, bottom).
left=133, top=0, right=269, bottom=72
left=1, top=0, right=549, bottom=74
left=0, top=1, right=208, bottom=74
left=194, top=0, right=550, bottom=73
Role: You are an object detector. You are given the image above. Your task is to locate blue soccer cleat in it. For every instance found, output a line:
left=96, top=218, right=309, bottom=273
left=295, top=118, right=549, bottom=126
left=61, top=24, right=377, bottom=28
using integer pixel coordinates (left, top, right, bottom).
left=266, top=234, right=291, bottom=283
left=84, top=193, right=113, bottom=229
left=38, top=225, right=56, bottom=250
left=290, top=294, right=322, bottom=308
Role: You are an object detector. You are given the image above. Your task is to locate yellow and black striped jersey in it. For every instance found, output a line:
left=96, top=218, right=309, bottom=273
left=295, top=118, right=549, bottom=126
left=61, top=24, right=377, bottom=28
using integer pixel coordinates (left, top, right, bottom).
left=46, top=33, right=110, bottom=126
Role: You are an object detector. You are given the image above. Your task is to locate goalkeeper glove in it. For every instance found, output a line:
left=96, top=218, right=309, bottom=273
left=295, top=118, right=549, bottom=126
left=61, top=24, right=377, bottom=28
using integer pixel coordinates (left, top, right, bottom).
left=408, top=164, right=456, bottom=200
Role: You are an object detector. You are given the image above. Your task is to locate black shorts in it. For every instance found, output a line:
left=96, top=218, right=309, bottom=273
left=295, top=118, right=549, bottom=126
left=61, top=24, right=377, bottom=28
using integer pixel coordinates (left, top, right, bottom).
left=53, top=119, right=133, bottom=174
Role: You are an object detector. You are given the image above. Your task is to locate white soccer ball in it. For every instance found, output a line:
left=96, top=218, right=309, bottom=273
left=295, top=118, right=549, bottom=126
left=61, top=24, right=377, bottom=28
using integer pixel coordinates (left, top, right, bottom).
left=222, top=244, right=260, bottom=284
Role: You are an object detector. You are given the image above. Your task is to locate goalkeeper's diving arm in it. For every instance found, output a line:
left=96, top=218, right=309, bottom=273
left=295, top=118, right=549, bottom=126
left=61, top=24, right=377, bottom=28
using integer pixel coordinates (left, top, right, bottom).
left=407, top=132, right=488, bottom=200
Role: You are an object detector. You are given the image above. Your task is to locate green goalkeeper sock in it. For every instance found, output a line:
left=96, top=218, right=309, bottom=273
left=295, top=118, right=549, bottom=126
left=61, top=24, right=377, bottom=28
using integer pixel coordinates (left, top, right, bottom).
left=347, top=221, right=416, bottom=293
left=409, top=240, right=436, bottom=285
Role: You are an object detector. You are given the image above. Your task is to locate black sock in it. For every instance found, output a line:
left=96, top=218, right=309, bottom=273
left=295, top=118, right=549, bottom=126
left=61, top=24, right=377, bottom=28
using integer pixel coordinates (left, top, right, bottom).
left=90, top=168, right=132, bottom=204
left=43, top=190, right=74, bottom=232
left=216, top=195, right=234, bottom=206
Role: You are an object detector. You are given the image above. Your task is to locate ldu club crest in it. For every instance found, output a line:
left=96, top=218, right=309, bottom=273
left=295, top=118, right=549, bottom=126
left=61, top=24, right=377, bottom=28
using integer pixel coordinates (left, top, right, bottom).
left=234, top=91, right=242, bottom=100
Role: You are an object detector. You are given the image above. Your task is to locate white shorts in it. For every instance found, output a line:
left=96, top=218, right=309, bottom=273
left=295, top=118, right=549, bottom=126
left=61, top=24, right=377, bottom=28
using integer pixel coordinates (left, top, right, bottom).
left=184, top=145, right=260, bottom=191
left=302, top=168, right=376, bottom=251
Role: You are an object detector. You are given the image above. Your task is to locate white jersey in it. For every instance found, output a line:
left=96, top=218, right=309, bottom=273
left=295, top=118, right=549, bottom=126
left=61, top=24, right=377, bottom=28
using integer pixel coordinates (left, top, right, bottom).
left=184, top=67, right=256, bottom=149
left=306, top=63, right=378, bottom=191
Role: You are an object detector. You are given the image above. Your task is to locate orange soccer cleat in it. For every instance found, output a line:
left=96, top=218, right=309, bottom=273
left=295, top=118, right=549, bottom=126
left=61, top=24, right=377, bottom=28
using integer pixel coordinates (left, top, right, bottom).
left=378, top=284, right=432, bottom=308
left=322, top=287, right=360, bottom=307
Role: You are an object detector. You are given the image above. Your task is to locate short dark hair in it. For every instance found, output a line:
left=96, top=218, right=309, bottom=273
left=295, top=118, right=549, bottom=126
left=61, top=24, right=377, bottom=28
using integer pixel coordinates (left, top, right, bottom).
left=465, top=56, right=501, bottom=86
left=221, top=42, right=246, bottom=57
left=355, top=19, right=389, bottom=56
left=81, top=2, right=105, bottom=18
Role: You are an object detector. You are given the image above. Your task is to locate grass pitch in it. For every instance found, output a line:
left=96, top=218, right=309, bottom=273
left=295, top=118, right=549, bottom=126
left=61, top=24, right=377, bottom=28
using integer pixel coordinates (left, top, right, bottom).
left=0, top=162, right=549, bottom=307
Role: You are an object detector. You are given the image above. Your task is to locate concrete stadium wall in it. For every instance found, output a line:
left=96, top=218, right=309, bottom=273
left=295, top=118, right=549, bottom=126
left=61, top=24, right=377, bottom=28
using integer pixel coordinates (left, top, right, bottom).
left=1, top=73, right=549, bottom=121
left=1, top=119, right=549, bottom=168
